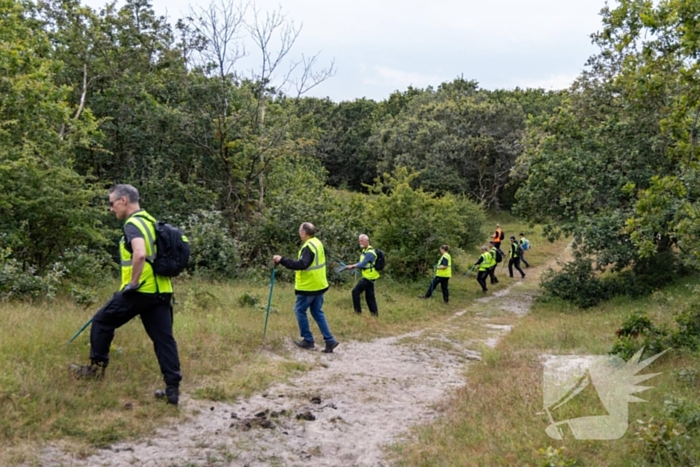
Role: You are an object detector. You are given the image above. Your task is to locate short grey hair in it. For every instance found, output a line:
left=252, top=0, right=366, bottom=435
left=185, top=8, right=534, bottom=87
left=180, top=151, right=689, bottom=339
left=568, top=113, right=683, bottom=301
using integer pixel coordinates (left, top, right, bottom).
left=358, top=234, right=369, bottom=242
left=109, top=184, right=140, bottom=203
left=300, top=222, right=316, bottom=236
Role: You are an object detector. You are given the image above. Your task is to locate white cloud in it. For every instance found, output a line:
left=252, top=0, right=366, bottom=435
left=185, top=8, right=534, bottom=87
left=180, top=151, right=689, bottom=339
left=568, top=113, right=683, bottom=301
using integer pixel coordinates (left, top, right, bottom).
left=362, top=66, right=447, bottom=89
left=519, top=74, right=578, bottom=90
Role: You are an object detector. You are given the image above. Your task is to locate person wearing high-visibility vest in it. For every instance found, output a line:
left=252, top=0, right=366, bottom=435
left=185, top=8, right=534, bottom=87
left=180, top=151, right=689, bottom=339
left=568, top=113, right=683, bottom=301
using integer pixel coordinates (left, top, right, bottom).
left=274, top=222, right=340, bottom=353
left=419, top=245, right=451, bottom=303
left=346, top=234, right=380, bottom=316
left=519, top=233, right=531, bottom=268
left=508, top=235, right=526, bottom=279
left=488, top=241, right=500, bottom=285
left=71, top=184, right=182, bottom=406
left=474, top=245, right=496, bottom=293
left=493, top=224, right=504, bottom=250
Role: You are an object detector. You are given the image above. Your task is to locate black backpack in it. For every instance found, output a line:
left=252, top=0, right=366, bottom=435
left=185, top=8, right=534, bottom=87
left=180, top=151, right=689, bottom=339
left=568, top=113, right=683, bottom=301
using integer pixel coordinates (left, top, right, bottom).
left=493, top=248, right=503, bottom=263
left=130, top=215, right=190, bottom=277
left=373, top=249, right=386, bottom=271
left=151, top=221, right=190, bottom=277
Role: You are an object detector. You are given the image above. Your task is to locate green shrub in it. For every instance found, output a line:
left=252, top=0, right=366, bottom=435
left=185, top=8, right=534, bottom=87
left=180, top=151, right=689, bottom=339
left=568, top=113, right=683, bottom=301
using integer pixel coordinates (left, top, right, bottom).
left=610, top=305, right=700, bottom=359
left=664, top=397, right=700, bottom=432
left=0, top=249, right=65, bottom=300
left=184, top=210, right=240, bottom=278
left=540, top=257, right=607, bottom=308
left=369, top=167, right=485, bottom=279
left=634, top=417, right=691, bottom=464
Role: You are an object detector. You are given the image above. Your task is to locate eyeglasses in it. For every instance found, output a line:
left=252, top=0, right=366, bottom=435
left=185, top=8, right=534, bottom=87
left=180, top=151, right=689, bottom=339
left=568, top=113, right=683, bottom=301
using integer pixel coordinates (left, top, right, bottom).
left=108, top=197, right=123, bottom=208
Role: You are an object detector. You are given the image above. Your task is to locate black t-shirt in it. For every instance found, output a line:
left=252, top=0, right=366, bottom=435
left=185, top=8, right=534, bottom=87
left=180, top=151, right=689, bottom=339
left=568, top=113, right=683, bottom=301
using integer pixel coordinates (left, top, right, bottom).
left=124, top=215, right=146, bottom=253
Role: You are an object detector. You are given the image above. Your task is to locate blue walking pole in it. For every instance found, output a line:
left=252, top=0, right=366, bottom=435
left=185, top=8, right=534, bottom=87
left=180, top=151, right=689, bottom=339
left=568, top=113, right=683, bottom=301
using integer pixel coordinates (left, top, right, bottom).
left=67, top=317, right=93, bottom=345
left=263, top=266, right=277, bottom=339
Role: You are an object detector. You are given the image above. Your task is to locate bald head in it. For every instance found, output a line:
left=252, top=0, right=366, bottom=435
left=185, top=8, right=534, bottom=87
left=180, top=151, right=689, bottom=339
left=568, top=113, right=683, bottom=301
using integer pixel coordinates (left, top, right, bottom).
left=298, top=222, right=316, bottom=241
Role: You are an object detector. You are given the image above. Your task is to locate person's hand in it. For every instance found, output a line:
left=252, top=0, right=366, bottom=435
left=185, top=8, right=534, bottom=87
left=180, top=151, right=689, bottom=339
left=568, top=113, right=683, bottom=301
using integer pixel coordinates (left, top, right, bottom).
left=346, top=264, right=354, bottom=270
left=121, top=281, right=144, bottom=295
left=273, top=255, right=282, bottom=265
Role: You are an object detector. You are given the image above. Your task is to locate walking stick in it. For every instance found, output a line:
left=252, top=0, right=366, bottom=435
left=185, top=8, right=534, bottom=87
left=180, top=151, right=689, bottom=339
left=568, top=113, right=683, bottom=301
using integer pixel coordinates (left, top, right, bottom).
left=426, top=265, right=437, bottom=298
left=67, top=317, right=93, bottom=345
left=263, top=266, right=277, bottom=339
left=462, top=264, right=477, bottom=279
left=334, top=259, right=348, bottom=273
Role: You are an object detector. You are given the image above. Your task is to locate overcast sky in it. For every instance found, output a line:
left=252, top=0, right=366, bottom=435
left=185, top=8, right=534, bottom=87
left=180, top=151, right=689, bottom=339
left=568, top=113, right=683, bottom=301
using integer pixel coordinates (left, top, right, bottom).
left=82, top=0, right=608, bottom=102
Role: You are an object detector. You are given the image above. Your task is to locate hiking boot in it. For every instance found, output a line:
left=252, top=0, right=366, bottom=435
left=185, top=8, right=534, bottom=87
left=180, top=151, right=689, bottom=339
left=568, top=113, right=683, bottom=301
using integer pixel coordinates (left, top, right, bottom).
left=70, top=361, right=106, bottom=379
left=521, top=273, right=526, bottom=279
left=294, top=339, right=315, bottom=350
left=155, top=386, right=179, bottom=406
left=322, top=341, right=339, bottom=353
left=418, top=295, right=428, bottom=299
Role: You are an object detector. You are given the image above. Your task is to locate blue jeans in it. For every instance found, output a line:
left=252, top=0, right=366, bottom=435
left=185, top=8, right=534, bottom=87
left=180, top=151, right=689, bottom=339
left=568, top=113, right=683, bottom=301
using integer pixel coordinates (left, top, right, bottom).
left=294, top=293, right=336, bottom=344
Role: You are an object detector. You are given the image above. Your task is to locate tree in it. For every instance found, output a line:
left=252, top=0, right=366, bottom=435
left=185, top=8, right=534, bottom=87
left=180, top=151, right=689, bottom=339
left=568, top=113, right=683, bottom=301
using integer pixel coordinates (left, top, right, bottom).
left=369, top=168, right=485, bottom=279
left=513, top=0, right=693, bottom=271
left=371, top=81, right=526, bottom=209
left=0, top=0, right=107, bottom=274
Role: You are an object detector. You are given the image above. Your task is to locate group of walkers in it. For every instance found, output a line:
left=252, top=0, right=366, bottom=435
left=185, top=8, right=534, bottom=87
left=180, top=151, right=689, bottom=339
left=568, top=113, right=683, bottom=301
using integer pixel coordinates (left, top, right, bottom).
left=473, top=224, right=530, bottom=293
left=71, top=183, right=532, bottom=407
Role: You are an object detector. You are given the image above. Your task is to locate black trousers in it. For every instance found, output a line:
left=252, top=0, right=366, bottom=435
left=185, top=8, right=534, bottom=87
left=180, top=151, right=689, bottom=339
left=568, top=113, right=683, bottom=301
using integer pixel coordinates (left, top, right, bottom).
left=425, top=276, right=449, bottom=302
left=476, top=270, right=489, bottom=292
left=509, top=257, right=525, bottom=278
left=520, top=252, right=530, bottom=268
left=488, top=266, right=499, bottom=284
left=352, top=278, right=378, bottom=315
left=90, top=291, right=182, bottom=387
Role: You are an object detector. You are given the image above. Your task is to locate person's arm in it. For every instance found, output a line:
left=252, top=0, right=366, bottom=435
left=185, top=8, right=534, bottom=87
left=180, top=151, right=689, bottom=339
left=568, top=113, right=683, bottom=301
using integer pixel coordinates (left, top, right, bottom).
left=123, top=223, right=146, bottom=289
left=348, top=252, right=375, bottom=270
left=129, top=237, right=147, bottom=287
left=437, top=257, right=448, bottom=270
left=474, top=256, right=484, bottom=266
left=274, top=247, right=314, bottom=270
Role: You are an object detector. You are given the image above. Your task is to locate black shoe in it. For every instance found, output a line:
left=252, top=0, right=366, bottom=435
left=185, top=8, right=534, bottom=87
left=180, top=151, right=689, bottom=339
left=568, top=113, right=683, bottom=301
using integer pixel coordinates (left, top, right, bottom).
left=521, top=273, right=526, bottom=278
left=370, top=312, right=378, bottom=317
left=70, top=361, right=106, bottom=379
left=322, top=341, right=339, bottom=353
left=294, top=339, right=315, bottom=350
left=155, top=386, right=179, bottom=406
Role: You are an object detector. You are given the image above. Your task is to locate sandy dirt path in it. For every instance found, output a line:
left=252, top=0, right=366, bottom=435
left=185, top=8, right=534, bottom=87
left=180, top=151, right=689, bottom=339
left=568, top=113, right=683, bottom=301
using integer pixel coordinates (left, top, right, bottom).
left=38, top=262, right=553, bottom=467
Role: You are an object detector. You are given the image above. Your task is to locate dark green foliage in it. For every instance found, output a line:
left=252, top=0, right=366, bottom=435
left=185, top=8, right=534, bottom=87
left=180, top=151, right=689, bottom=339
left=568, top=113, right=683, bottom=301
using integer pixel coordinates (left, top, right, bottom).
left=541, top=250, right=682, bottom=309
left=540, top=258, right=606, bottom=308
left=183, top=210, right=240, bottom=278
left=369, top=168, right=485, bottom=279
left=610, top=305, right=700, bottom=360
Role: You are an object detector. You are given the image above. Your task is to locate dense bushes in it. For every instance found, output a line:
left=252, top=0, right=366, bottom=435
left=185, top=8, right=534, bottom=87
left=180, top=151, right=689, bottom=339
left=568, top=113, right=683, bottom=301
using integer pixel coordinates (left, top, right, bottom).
left=541, top=252, right=682, bottom=309
left=610, top=305, right=700, bottom=360
left=370, top=168, right=485, bottom=279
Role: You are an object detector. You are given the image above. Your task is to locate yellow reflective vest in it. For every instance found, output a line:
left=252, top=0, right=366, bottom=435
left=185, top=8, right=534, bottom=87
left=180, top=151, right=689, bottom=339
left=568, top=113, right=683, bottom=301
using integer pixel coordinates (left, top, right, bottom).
left=478, top=251, right=496, bottom=271
left=360, top=246, right=381, bottom=280
left=120, top=211, right=173, bottom=294
left=436, top=253, right=452, bottom=278
left=295, top=237, right=329, bottom=292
